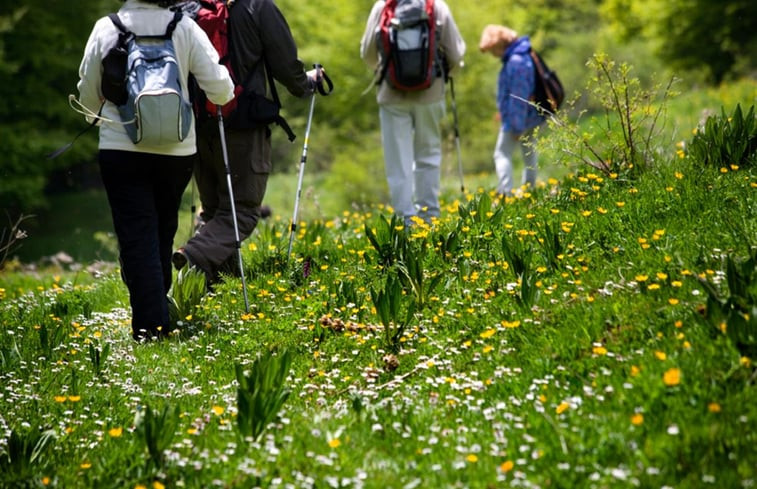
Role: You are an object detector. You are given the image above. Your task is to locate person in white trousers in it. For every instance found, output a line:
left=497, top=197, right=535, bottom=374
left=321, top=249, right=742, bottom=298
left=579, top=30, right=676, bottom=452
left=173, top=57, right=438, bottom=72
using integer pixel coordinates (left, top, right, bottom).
left=360, top=0, right=466, bottom=225
left=480, top=25, right=544, bottom=197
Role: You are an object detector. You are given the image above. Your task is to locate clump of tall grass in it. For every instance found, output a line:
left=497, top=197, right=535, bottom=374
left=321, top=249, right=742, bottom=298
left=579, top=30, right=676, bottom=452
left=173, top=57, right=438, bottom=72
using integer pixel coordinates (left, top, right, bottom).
left=687, top=103, right=757, bottom=169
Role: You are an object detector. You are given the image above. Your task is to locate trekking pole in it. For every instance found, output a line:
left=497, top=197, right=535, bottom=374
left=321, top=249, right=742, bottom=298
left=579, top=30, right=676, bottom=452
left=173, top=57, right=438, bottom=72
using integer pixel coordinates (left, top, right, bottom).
left=449, top=77, right=465, bottom=194
left=188, top=176, right=197, bottom=241
left=217, top=105, right=250, bottom=313
left=287, top=64, right=333, bottom=261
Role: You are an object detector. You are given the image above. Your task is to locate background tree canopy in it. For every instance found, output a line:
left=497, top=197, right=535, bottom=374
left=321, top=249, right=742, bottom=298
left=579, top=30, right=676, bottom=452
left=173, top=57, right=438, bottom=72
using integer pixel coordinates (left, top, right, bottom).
left=0, top=0, right=754, bottom=214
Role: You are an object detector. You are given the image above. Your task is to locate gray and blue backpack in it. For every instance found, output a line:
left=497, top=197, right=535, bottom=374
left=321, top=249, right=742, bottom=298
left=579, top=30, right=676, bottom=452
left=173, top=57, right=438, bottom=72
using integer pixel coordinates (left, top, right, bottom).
left=102, top=11, right=192, bottom=145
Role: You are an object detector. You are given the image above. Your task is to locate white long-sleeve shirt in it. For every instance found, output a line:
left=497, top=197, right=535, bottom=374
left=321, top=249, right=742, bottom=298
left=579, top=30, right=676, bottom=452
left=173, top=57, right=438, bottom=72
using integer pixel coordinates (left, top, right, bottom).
left=77, top=0, right=234, bottom=156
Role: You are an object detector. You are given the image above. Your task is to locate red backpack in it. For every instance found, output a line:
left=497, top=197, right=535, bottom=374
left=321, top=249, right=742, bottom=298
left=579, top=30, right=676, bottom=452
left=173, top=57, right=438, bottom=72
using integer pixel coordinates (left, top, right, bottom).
left=173, top=0, right=296, bottom=140
left=174, top=0, right=241, bottom=118
left=377, top=0, right=439, bottom=92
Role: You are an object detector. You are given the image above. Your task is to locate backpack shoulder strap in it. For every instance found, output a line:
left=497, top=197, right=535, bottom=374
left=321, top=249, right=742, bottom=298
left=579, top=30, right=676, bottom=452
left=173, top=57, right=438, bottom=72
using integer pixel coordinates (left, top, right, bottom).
left=107, top=12, right=181, bottom=39
left=164, top=11, right=183, bottom=38
left=426, top=0, right=435, bottom=16
left=261, top=56, right=296, bottom=142
left=108, top=14, right=130, bottom=35
left=374, top=0, right=398, bottom=87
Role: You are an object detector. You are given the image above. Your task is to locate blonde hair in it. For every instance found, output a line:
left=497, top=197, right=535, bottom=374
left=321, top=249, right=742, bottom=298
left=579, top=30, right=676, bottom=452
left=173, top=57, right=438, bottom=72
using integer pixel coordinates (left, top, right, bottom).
left=478, top=25, right=518, bottom=53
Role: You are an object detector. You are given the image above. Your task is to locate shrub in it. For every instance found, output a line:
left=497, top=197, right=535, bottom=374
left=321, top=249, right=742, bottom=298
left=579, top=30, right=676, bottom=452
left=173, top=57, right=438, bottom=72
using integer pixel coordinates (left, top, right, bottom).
left=235, top=350, right=293, bottom=443
left=537, top=53, right=678, bottom=179
left=687, top=104, right=757, bottom=169
left=167, top=266, right=207, bottom=329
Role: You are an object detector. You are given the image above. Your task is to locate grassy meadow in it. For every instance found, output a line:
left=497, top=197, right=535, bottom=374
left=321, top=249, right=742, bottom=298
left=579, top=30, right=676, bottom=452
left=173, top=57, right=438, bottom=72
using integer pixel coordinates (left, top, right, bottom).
left=1, top=75, right=756, bottom=488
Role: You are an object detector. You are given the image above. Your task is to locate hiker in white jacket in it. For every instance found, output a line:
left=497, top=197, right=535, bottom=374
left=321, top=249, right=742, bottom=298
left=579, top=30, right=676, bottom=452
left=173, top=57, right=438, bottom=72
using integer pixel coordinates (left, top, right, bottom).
left=76, top=0, right=234, bottom=342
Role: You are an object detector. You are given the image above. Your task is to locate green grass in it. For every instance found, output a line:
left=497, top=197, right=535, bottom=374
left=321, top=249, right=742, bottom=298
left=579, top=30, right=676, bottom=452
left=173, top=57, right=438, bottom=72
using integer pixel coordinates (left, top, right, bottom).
left=1, top=80, right=756, bottom=489
left=8, top=160, right=565, bottom=266
left=1, top=142, right=756, bottom=488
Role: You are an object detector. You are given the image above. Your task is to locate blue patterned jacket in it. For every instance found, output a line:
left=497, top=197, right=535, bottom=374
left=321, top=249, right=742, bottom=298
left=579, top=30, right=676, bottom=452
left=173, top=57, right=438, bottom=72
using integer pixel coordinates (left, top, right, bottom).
left=497, top=36, right=544, bottom=134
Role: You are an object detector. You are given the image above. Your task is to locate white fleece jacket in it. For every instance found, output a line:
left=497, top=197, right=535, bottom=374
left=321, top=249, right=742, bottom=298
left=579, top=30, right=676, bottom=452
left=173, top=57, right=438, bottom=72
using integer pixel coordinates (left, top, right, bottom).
left=77, top=0, right=234, bottom=156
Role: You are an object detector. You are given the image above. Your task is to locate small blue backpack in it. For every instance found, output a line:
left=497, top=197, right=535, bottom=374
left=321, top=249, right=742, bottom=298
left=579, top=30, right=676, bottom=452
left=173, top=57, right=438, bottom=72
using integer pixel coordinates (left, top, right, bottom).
left=103, top=12, right=192, bottom=145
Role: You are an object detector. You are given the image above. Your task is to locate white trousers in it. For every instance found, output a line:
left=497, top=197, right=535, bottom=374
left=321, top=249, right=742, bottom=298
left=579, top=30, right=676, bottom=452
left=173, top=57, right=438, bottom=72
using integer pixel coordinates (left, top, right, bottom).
left=379, top=100, right=445, bottom=220
left=493, top=128, right=538, bottom=196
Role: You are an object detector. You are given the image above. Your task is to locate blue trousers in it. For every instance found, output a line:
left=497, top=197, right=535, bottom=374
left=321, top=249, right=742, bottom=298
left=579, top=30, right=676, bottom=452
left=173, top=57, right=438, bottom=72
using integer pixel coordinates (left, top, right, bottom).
left=99, top=150, right=193, bottom=340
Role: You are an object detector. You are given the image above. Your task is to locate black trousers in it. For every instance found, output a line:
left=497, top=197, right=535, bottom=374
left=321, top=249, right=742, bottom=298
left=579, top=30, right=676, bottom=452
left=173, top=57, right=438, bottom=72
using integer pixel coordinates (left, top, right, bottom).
left=99, top=149, right=193, bottom=340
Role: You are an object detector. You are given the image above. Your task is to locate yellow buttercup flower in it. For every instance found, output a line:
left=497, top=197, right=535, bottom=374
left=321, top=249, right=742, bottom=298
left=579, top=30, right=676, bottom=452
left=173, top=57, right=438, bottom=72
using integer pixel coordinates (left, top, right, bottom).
left=663, top=367, right=681, bottom=386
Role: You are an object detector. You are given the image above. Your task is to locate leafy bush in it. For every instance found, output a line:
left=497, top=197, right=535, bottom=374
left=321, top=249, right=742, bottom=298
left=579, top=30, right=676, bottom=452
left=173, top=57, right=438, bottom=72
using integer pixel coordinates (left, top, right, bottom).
left=698, top=249, right=757, bottom=359
left=687, top=104, right=757, bottom=169
left=235, top=350, right=293, bottom=443
left=167, top=266, right=207, bottom=329
left=538, top=53, right=678, bottom=179
left=134, top=404, right=180, bottom=469
left=0, top=427, right=56, bottom=487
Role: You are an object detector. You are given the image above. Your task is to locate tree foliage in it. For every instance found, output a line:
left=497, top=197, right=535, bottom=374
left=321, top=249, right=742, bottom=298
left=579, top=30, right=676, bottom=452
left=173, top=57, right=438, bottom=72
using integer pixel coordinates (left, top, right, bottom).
left=600, top=0, right=757, bottom=83
left=0, top=0, right=752, bottom=215
left=0, top=1, right=118, bottom=212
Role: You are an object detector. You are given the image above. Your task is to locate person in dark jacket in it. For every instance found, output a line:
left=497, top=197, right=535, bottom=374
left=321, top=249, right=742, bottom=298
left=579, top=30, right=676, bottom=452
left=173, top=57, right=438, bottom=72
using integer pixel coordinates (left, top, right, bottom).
left=76, top=0, right=234, bottom=341
left=480, top=25, right=544, bottom=198
left=172, top=0, right=322, bottom=282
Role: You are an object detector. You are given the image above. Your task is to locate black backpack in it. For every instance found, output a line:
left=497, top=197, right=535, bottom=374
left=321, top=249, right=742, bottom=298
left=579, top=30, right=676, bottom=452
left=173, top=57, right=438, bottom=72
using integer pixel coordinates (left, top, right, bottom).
left=530, top=48, right=564, bottom=115
left=377, top=0, right=440, bottom=91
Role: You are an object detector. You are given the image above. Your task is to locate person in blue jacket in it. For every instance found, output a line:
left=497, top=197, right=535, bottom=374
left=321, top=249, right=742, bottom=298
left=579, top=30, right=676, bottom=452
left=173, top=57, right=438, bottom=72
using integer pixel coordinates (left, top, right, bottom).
left=480, top=25, right=544, bottom=197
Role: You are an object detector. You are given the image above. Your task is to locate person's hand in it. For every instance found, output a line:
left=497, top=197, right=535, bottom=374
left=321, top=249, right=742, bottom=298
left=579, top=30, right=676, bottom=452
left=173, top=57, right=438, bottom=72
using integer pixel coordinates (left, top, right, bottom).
left=306, top=66, right=325, bottom=86
left=306, top=65, right=334, bottom=95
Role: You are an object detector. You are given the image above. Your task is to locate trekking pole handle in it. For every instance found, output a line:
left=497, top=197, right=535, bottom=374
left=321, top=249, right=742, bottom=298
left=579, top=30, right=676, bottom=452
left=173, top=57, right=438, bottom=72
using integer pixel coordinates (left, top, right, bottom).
left=312, top=63, right=334, bottom=96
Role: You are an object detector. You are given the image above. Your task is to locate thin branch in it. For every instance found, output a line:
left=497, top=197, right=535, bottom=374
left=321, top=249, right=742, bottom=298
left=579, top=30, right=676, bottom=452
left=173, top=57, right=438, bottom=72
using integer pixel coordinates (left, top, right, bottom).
left=0, top=213, right=33, bottom=268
